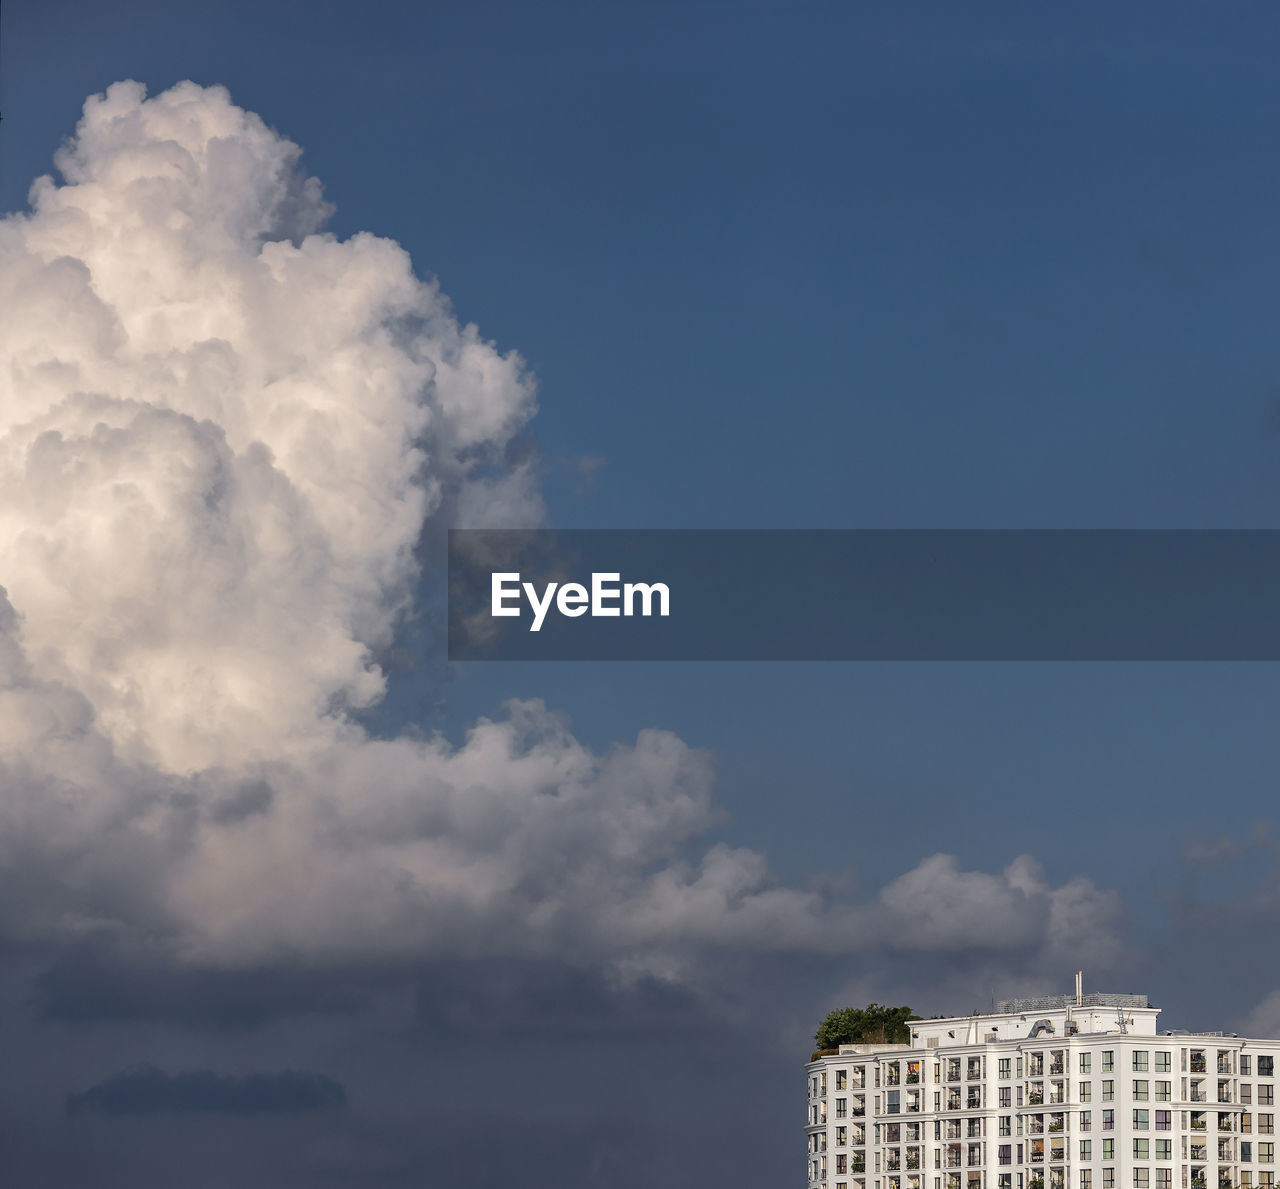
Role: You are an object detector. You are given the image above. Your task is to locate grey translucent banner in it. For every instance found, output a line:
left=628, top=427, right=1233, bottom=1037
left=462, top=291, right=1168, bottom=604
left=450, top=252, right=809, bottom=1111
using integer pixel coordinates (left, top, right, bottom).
left=447, top=530, right=1280, bottom=661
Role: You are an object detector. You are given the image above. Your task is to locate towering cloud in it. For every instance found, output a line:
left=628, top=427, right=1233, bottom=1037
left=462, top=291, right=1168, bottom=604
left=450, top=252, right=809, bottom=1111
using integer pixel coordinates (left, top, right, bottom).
left=0, top=81, right=1117, bottom=980
left=0, top=79, right=538, bottom=774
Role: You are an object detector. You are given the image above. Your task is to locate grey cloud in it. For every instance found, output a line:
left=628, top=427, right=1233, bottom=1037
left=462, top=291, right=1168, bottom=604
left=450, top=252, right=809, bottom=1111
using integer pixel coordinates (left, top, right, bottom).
left=33, top=945, right=373, bottom=1030
left=65, top=1065, right=346, bottom=1117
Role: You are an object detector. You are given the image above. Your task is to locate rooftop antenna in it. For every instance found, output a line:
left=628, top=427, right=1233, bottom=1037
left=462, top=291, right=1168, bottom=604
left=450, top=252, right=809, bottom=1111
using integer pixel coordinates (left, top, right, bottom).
left=1076, top=971, right=1083, bottom=1008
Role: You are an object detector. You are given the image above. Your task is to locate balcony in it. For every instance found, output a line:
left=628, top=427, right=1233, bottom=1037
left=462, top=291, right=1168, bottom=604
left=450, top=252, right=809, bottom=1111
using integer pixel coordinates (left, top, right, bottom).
left=1191, top=1059, right=1207, bottom=1074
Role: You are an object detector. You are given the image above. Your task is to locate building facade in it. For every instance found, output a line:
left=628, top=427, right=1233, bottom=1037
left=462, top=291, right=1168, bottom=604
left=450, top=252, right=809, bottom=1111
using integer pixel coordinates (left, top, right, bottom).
left=806, top=991, right=1279, bottom=1189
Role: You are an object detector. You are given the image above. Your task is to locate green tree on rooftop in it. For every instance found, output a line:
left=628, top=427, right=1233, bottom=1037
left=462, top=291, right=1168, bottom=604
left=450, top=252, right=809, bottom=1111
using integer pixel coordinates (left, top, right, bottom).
left=815, top=1003, right=920, bottom=1049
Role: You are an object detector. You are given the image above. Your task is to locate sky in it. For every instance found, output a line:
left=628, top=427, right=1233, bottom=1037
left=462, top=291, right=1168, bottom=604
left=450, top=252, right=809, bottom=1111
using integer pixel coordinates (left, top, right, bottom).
left=3, top=2, right=1280, bottom=1186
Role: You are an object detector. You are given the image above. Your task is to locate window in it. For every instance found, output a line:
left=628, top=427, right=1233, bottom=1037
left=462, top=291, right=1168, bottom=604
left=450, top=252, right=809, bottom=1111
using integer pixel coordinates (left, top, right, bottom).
left=1262, top=1115, right=1275, bottom=1136
left=1262, top=1058, right=1275, bottom=1078
left=1135, top=1082, right=1150, bottom=1101
left=1001, top=1089, right=1012, bottom=1109
left=999, top=1146, right=1012, bottom=1166
left=1264, top=1087, right=1276, bottom=1107
left=1103, top=1140, right=1115, bottom=1161
left=1103, top=1082, right=1115, bottom=1102
left=1245, top=1087, right=1255, bottom=1105
left=1000, top=1119, right=1012, bottom=1137
left=1133, top=1140, right=1149, bottom=1160
left=1081, top=1112, right=1092, bottom=1132
left=1103, top=1053, right=1115, bottom=1072
left=838, top=1099, right=848, bottom=1118
left=1081, top=1084, right=1093, bottom=1103
left=1081, top=1054, right=1093, bottom=1074
left=1134, top=1111, right=1150, bottom=1130
left=1134, top=1171, right=1150, bottom=1189
left=838, top=1127, right=848, bottom=1146
left=1155, top=1140, right=1171, bottom=1160
left=1103, top=1170, right=1115, bottom=1189
left=1081, top=1173, right=1093, bottom=1189
left=1156, top=1082, right=1171, bottom=1102
left=1103, top=1110, right=1114, bottom=1131
left=1156, top=1172, right=1172, bottom=1189
left=1155, top=1111, right=1171, bottom=1131
left=1000, top=1060, right=1012, bottom=1080
left=1135, top=1053, right=1150, bottom=1072
left=1156, top=1053, right=1172, bottom=1074
left=839, top=1070, right=849, bottom=1090
left=1243, top=1057, right=1252, bottom=1076
left=1261, top=1143, right=1275, bottom=1164
left=1081, top=1142, right=1092, bottom=1161
left=1243, top=1143, right=1253, bottom=1162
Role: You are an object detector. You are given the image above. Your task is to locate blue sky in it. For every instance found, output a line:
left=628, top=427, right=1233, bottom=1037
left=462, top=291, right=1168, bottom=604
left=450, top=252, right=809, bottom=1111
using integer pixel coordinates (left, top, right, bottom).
left=5, top=2, right=1280, bottom=1185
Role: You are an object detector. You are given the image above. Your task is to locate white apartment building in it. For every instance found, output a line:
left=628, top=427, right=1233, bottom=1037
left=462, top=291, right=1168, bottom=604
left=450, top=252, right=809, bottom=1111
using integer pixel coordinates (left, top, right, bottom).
left=806, top=988, right=1279, bottom=1189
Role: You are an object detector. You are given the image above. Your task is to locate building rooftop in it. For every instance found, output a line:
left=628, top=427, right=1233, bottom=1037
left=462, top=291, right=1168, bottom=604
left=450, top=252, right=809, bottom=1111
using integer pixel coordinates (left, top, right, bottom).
left=995, top=991, right=1151, bottom=1013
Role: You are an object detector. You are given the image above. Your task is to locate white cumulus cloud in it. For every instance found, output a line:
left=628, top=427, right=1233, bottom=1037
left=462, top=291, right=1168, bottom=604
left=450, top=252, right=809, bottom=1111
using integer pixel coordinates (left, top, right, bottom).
left=0, top=81, right=1122, bottom=982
